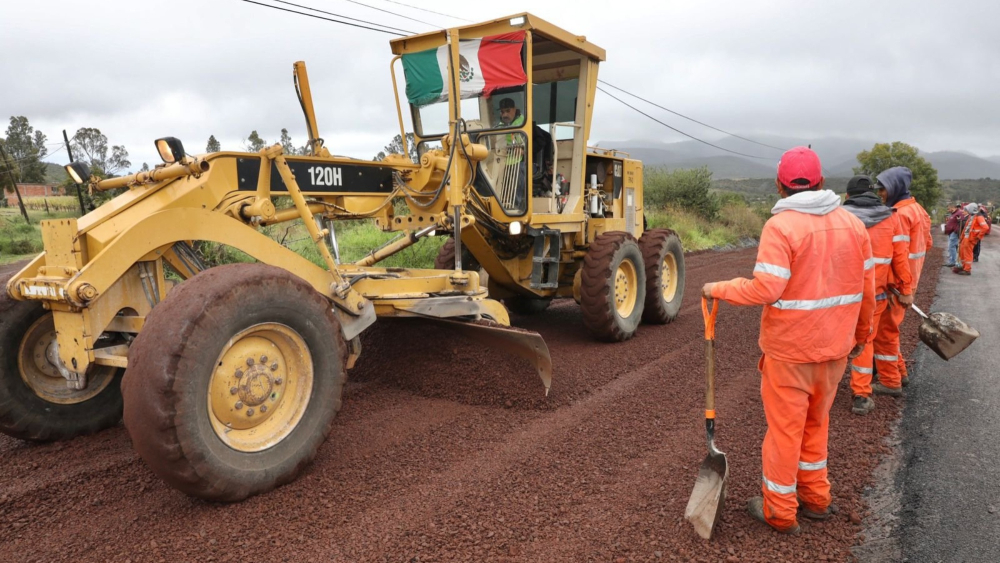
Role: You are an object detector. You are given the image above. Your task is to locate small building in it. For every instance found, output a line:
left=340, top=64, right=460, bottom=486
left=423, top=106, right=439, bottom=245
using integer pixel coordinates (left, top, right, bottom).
left=4, top=183, right=65, bottom=206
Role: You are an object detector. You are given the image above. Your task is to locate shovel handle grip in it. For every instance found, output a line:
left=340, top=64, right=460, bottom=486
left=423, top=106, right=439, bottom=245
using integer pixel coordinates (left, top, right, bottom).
left=701, top=297, right=718, bottom=341
left=702, top=297, right=718, bottom=418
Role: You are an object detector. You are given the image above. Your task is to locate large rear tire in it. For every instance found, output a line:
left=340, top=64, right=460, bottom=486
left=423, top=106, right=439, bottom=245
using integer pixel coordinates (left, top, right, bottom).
left=580, top=232, right=647, bottom=342
left=122, top=264, right=347, bottom=502
left=0, top=274, right=123, bottom=442
left=640, top=229, right=685, bottom=324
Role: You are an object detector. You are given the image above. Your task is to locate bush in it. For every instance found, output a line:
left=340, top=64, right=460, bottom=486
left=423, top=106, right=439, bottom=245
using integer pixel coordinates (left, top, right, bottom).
left=645, top=166, right=719, bottom=219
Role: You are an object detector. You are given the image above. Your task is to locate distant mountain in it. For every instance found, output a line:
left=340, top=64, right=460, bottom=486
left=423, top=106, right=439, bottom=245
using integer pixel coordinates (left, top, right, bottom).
left=597, top=138, right=1000, bottom=181
left=923, top=151, right=1000, bottom=180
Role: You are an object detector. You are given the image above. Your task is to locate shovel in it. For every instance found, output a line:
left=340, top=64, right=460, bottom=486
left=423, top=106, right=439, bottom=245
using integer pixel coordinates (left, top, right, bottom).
left=685, top=297, right=729, bottom=540
left=889, top=288, right=980, bottom=360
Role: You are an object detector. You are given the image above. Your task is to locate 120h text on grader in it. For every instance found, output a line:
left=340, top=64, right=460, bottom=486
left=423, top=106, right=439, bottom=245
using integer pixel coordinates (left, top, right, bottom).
left=0, top=13, right=684, bottom=501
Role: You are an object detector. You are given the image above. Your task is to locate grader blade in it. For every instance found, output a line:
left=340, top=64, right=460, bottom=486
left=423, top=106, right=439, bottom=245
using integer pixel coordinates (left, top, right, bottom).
left=429, top=319, right=552, bottom=395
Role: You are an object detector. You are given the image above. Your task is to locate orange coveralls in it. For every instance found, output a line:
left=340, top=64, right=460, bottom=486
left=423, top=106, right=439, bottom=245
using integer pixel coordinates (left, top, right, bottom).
left=711, top=206, right=875, bottom=531
left=850, top=213, right=913, bottom=397
left=882, top=198, right=932, bottom=387
left=958, top=214, right=990, bottom=272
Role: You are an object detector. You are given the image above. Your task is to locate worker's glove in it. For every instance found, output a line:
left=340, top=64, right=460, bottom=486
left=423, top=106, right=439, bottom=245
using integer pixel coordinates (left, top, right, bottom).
left=897, top=293, right=914, bottom=307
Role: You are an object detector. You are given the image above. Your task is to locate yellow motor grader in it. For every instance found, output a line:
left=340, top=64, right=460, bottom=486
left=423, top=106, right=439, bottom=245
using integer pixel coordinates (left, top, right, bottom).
left=0, top=13, right=683, bottom=501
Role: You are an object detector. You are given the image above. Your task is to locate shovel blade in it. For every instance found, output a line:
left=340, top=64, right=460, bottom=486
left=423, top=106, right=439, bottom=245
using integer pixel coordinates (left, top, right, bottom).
left=919, top=312, right=980, bottom=361
left=685, top=452, right=729, bottom=540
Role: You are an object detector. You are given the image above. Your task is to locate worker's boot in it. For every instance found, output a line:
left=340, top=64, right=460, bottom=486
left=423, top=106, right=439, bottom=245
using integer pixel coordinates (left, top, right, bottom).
left=956, top=270, right=971, bottom=276
left=747, top=496, right=800, bottom=535
left=799, top=502, right=839, bottom=521
left=872, top=382, right=903, bottom=397
left=901, top=375, right=910, bottom=387
left=852, top=395, right=875, bottom=415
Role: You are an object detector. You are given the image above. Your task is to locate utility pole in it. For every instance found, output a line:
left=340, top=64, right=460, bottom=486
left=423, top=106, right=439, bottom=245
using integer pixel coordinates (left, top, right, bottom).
left=0, top=142, right=30, bottom=224
left=64, top=129, right=87, bottom=215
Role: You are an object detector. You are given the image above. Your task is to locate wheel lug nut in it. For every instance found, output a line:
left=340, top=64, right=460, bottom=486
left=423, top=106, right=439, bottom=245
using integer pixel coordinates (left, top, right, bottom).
left=275, top=378, right=283, bottom=385
left=230, top=386, right=238, bottom=395
left=270, top=362, right=279, bottom=371
left=235, top=401, right=244, bottom=410
left=235, top=369, right=243, bottom=378
left=260, top=355, right=268, bottom=363
left=246, top=357, right=255, bottom=366
left=246, top=408, right=254, bottom=416
left=260, top=405, right=268, bottom=413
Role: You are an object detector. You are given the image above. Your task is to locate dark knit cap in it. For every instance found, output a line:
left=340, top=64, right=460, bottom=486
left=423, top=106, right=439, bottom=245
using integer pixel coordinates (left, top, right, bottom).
left=846, top=174, right=873, bottom=196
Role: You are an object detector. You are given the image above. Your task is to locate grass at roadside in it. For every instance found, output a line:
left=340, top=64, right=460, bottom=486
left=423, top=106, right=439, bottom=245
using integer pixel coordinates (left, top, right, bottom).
left=0, top=208, right=79, bottom=265
left=646, top=202, right=768, bottom=251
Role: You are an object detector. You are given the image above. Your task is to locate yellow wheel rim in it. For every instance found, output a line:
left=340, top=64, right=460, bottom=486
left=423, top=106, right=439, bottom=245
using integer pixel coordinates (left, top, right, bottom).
left=207, top=323, right=313, bottom=453
left=613, top=258, right=639, bottom=318
left=17, top=314, right=116, bottom=405
left=661, top=253, right=679, bottom=302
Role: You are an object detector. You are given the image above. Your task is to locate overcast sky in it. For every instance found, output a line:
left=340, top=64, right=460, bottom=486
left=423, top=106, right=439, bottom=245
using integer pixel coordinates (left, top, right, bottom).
left=3, top=0, right=999, bottom=172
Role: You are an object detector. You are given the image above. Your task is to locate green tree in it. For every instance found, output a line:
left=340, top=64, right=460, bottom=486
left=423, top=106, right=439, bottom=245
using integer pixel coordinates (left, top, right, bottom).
left=374, top=133, right=418, bottom=162
left=139, top=162, right=150, bottom=173
left=206, top=135, right=221, bottom=153
left=279, top=128, right=301, bottom=155
left=4, top=116, right=48, bottom=183
left=0, top=139, right=19, bottom=194
left=243, top=130, right=266, bottom=152
left=644, top=166, right=718, bottom=219
left=854, top=142, right=942, bottom=209
left=70, top=127, right=130, bottom=176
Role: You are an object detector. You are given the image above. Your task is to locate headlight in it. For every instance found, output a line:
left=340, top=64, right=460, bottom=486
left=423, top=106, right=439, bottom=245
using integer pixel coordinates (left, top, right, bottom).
left=64, top=161, right=92, bottom=184
left=155, top=137, right=186, bottom=164
left=509, top=221, right=522, bottom=235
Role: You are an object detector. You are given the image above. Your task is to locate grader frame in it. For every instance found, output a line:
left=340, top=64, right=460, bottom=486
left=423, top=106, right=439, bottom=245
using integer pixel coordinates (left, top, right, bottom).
left=1, top=13, right=684, bottom=501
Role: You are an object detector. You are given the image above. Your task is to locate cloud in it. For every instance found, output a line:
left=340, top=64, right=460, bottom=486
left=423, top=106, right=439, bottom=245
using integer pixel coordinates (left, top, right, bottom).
left=4, top=0, right=1000, bottom=170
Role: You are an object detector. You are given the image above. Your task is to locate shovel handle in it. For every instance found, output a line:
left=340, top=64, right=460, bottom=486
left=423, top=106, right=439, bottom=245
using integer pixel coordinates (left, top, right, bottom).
left=701, top=298, right=718, bottom=418
left=701, top=297, right=718, bottom=341
left=888, top=287, right=930, bottom=320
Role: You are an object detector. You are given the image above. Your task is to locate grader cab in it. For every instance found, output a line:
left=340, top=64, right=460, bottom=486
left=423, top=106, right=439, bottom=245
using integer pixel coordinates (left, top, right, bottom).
left=0, top=13, right=683, bottom=501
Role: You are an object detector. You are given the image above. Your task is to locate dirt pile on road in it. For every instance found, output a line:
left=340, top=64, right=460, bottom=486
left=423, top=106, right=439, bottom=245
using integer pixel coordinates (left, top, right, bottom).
left=0, top=246, right=942, bottom=562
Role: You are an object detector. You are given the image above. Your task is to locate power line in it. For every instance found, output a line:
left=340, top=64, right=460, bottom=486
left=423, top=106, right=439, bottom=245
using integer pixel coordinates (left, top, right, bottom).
left=598, top=80, right=787, bottom=153
left=238, top=0, right=406, bottom=35
left=596, top=86, right=774, bottom=161
left=271, top=0, right=415, bottom=34
left=336, top=0, right=439, bottom=28
left=236, top=0, right=786, bottom=165
left=377, top=0, right=474, bottom=23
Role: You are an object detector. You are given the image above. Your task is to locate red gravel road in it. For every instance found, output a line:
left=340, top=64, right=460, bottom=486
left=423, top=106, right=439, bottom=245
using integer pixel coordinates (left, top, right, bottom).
left=0, top=246, right=942, bottom=563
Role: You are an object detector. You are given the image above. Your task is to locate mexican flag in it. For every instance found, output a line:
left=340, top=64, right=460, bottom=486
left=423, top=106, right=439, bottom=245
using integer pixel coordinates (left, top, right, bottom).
left=401, top=31, right=526, bottom=106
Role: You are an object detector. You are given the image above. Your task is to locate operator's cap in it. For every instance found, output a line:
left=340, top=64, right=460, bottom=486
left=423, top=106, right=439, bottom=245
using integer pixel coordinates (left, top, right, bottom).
left=777, top=146, right=823, bottom=189
left=846, top=174, right=873, bottom=196
left=966, top=202, right=980, bottom=214
left=499, top=97, right=516, bottom=109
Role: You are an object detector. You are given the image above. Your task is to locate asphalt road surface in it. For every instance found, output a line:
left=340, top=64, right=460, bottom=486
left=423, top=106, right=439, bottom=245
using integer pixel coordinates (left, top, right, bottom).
left=897, top=234, right=999, bottom=562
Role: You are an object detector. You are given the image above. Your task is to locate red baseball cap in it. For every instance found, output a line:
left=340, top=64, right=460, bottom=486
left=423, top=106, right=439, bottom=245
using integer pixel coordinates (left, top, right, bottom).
left=777, top=146, right=823, bottom=189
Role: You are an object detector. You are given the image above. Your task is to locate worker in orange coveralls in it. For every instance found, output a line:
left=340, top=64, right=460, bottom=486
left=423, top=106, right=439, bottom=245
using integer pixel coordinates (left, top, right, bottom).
left=840, top=175, right=913, bottom=416
left=701, top=147, right=875, bottom=535
left=871, top=167, right=932, bottom=392
left=954, top=202, right=990, bottom=275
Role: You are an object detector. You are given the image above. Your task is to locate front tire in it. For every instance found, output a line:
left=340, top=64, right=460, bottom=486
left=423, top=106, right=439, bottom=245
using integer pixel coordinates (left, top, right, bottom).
left=580, top=232, right=647, bottom=342
left=0, top=274, right=123, bottom=442
left=122, top=264, right=347, bottom=502
left=505, top=296, right=552, bottom=315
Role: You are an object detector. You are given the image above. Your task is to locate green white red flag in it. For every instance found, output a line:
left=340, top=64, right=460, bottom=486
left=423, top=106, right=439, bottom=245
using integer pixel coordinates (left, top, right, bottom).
left=401, top=31, right=526, bottom=106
